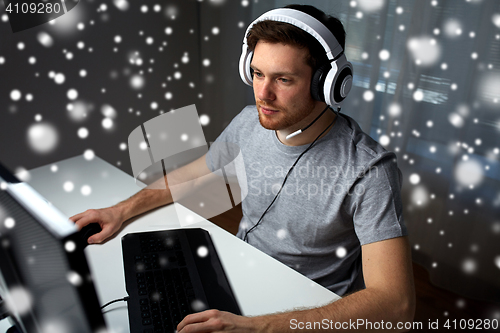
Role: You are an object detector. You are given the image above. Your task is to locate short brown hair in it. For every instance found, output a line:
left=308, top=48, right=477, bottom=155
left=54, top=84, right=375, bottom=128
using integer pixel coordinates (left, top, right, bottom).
left=247, top=5, right=346, bottom=72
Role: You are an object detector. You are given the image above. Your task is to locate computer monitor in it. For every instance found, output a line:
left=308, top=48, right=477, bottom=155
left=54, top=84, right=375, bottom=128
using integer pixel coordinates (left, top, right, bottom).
left=0, top=162, right=107, bottom=333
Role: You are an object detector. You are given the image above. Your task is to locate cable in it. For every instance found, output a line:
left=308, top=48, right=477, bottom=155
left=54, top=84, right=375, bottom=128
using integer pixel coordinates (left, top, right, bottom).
left=243, top=106, right=338, bottom=242
left=100, top=296, right=130, bottom=310
left=0, top=295, right=9, bottom=321
left=286, top=104, right=330, bottom=140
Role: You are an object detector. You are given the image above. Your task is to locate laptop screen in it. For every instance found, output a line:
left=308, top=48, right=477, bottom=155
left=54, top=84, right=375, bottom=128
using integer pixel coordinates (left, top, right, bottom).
left=0, top=162, right=107, bottom=333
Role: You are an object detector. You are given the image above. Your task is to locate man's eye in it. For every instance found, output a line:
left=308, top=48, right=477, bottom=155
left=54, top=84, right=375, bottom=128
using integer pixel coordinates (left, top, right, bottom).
left=279, top=78, right=290, bottom=83
left=253, top=72, right=262, bottom=78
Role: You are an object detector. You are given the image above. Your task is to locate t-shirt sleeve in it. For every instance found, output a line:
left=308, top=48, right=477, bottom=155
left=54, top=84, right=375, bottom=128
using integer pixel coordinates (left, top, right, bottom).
left=345, top=153, right=407, bottom=246
left=205, top=105, right=254, bottom=172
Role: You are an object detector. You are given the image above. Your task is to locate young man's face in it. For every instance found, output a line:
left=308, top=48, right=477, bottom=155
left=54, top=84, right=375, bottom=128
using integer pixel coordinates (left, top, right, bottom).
left=250, top=41, right=318, bottom=131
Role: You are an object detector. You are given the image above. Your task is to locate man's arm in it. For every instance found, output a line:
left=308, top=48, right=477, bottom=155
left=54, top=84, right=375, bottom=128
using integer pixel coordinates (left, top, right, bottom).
left=177, top=236, right=415, bottom=333
left=70, top=153, right=212, bottom=244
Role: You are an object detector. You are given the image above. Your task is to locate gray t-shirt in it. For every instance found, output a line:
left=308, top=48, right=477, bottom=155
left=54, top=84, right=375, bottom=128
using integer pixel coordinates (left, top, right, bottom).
left=206, top=105, right=407, bottom=296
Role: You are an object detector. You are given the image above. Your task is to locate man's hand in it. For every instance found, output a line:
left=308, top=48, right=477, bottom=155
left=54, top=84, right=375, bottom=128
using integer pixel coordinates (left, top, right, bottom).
left=70, top=206, right=124, bottom=244
left=177, top=310, right=259, bottom=333
left=67, top=153, right=213, bottom=244
left=177, top=237, right=415, bottom=333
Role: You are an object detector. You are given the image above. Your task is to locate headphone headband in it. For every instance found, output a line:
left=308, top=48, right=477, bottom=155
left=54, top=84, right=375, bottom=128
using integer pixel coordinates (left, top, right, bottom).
left=239, top=7, right=353, bottom=107
left=243, top=8, right=344, bottom=60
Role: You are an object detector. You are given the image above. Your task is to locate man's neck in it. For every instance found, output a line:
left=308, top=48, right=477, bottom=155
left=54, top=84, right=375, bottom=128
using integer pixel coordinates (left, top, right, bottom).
left=276, top=104, right=337, bottom=146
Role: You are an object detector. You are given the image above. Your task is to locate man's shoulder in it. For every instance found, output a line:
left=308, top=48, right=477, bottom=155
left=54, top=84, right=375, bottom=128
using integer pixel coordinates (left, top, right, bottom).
left=215, top=105, right=260, bottom=145
left=335, top=114, right=396, bottom=170
left=232, top=104, right=258, bottom=124
left=222, top=105, right=258, bottom=133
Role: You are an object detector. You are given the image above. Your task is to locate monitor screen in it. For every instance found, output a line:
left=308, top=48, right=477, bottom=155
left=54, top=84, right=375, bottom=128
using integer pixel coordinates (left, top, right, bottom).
left=0, top=162, right=107, bottom=333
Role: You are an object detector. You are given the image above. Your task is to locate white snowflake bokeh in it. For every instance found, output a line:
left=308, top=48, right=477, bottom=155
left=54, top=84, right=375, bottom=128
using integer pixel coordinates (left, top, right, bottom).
left=0, top=0, right=499, bottom=314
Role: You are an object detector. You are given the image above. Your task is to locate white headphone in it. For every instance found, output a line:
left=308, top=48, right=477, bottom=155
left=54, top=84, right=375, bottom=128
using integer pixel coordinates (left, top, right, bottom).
left=239, top=8, right=353, bottom=108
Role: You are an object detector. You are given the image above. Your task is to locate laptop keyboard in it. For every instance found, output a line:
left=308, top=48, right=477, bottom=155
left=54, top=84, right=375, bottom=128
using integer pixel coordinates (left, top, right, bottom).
left=134, top=234, right=196, bottom=332
left=122, top=228, right=241, bottom=333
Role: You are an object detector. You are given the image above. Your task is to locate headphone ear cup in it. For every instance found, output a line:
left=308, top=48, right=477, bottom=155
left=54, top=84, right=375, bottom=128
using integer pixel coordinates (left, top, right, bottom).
left=323, top=56, right=353, bottom=107
left=332, top=66, right=353, bottom=105
left=310, top=63, right=331, bottom=102
left=239, top=45, right=254, bottom=86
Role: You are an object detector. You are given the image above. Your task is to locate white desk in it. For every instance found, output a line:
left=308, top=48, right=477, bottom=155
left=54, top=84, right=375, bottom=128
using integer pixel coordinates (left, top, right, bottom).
left=3, top=155, right=339, bottom=332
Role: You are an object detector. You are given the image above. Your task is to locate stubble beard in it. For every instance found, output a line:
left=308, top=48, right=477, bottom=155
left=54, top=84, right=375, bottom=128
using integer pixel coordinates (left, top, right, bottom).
left=257, top=102, right=315, bottom=131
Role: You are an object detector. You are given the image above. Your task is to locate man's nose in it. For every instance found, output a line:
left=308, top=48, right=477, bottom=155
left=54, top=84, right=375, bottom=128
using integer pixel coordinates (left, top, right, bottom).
left=255, top=79, right=275, bottom=101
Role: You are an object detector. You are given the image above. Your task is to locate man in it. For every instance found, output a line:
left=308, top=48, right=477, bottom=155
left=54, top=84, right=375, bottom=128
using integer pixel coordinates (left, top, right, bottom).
left=71, top=5, right=415, bottom=332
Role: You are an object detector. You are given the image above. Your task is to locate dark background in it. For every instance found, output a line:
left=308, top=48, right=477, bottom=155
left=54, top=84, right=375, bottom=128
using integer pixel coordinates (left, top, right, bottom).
left=0, top=0, right=499, bottom=317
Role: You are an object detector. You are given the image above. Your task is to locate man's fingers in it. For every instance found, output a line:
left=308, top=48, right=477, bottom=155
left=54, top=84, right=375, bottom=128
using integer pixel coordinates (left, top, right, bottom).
left=178, top=321, right=223, bottom=333
left=87, top=233, right=104, bottom=244
left=69, top=212, right=84, bottom=222
left=87, top=231, right=107, bottom=244
left=87, top=225, right=113, bottom=244
left=177, top=310, right=221, bottom=333
left=177, top=311, right=210, bottom=331
left=70, top=209, right=97, bottom=224
left=68, top=208, right=121, bottom=244
left=73, top=216, right=95, bottom=231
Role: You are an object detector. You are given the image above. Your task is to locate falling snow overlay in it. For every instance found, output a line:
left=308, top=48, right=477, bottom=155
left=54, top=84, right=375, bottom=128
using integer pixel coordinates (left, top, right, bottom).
left=0, top=0, right=499, bottom=315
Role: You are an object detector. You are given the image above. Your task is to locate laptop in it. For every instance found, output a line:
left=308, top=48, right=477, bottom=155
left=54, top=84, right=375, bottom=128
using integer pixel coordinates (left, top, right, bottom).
left=122, top=228, right=242, bottom=332
left=0, top=161, right=107, bottom=333
left=0, top=159, right=240, bottom=333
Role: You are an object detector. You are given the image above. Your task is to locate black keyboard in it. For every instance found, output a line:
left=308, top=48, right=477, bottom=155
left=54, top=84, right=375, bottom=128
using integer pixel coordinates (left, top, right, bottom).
left=122, top=229, right=241, bottom=333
